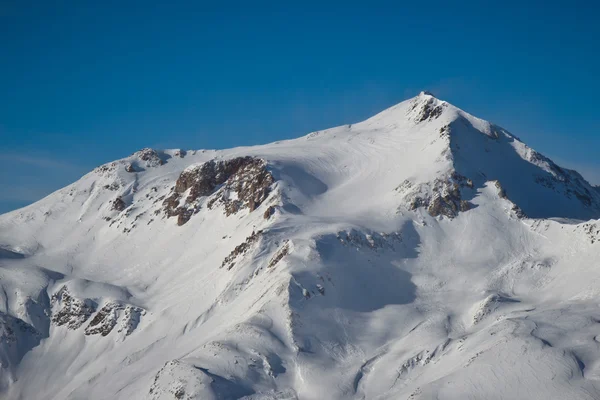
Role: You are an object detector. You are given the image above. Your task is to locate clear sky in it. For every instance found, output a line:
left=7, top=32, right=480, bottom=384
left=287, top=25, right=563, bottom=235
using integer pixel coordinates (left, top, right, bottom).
left=1, top=1, right=599, bottom=214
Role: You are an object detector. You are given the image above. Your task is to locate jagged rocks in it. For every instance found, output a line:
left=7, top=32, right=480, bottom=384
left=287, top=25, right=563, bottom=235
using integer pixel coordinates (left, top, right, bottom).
left=493, top=180, right=508, bottom=199
left=336, top=229, right=401, bottom=251
left=135, top=148, right=165, bottom=167
left=268, top=241, right=290, bottom=269
left=163, top=157, right=274, bottom=225
left=264, top=205, right=275, bottom=220
left=492, top=180, right=527, bottom=218
left=103, top=182, right=120, bottom=191
left=581, top=222, right=600, bottom=244
left=402, top=174, right=475, bottom=218
left=51, top=287, right=144, bottom=337
left=85, top=302, right=144, bottom=337
left=111, top=196, right=127, bottom=212
left=94, top=162, right=119, bottom=176
left=410, top=181, right=465, bottom=218
left=51, top=287, right=96, bottom=330
left=118, top=305, right=144, bottom=336
left=408, top=96, right=446, bottom=123
left=221, top=230, right=263, bottom=270
left=85, top=303, right=120, bottom=336
left=125, top=163, right=135, bottom=173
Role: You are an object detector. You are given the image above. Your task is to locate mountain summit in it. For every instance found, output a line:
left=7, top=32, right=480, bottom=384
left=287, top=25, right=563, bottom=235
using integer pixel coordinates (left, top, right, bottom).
left=1, top=94, right=600, bottom=399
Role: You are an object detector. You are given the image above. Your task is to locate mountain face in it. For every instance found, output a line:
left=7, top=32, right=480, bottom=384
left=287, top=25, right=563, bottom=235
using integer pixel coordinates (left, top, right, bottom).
left=1, top=92, right=600, bottom=400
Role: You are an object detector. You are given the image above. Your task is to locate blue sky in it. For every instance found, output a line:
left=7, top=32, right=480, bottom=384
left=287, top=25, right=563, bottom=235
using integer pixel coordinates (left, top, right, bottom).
left=1, top=1, right=599, bottom=214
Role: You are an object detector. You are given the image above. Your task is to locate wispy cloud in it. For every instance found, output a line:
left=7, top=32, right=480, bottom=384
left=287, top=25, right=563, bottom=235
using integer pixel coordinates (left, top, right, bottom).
left=0, top=153, right=80, bottom=171
left=0, top=152, right=88, bottom=212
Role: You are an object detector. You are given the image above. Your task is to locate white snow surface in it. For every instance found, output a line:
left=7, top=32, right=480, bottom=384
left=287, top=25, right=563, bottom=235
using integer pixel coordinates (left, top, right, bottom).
left=1, top=92, right=600, bottom=399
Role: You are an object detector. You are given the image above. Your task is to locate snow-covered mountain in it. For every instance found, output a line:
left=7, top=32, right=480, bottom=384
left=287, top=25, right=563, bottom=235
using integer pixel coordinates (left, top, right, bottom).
left=1, top=92, right=600, bottom=399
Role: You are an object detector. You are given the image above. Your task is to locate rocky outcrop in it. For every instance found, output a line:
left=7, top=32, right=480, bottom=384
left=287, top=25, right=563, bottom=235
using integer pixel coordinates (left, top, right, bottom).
left=492, top=180, right=527, bottom=218
left=135, top=148, right=165, bottom=168
left=111, top=196, right=127, bottom=212
left=221, top=230, right=263, bottom=270
left=51, top=287, right=97, bottom=330
left=581, top=222, right=600, bottom=244
left=163, top=157, right=274, bottom=225
left=263, top=205, right=275, bottom=219
left=51, top=287, right=144, bottom=338
left=336, top=229, right=402, bottom=251
left=408, top=95, right=446, bottom=123
left=403, top=175, right=473, bottom=219
left=85, top=302, right=144, bottom=337
left=267, top=240, right=290, bottom=269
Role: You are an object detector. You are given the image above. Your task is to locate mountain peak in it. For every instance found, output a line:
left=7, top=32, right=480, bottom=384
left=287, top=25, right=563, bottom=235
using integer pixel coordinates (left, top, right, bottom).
left=419, top=90, right=436, bottom=97
left=2, top=93, right=600, bottom=399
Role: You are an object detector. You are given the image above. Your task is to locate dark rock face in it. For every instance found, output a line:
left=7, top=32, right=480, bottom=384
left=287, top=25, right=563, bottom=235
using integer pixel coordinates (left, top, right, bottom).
left=582, top=222, right=600, bottom=244
left=163, top=157, right=274, bottom=225
left=403, top=173, right=476, bottom=219
left=408, top=181, right=468, bottom=218
left=268, top=240, right=290, bottom=269
left=263, top=205, right=275, bottom=220
left=136, top=148, right=165, bottom=167
left=221, top=230, right=263, bottom=270
left=51, top=287, right=97, bottom=330
left=409, top=97, right=446, bottom=123
left=85, top=303, right=119, bottom=336
left=84, top=302, right=144, bottom=337
left=51, top=286, right=144, bottom=337
left=494, top=180, right=508, bottom=199
left=111, top=197, right=127, bottom=212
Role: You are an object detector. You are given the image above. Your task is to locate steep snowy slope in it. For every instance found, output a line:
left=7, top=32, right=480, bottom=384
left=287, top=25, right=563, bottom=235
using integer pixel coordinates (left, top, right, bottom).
left=1, top=92, right=600, bottom=399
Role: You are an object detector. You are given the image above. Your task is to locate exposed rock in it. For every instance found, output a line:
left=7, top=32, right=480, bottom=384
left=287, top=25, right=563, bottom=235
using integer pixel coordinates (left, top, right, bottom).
left=135, top=148, right=165, bottom=167
left=409, top=181, right=462, bottom=218
left=125, top=163, right=135, bottom=173
left=268, top=241, right=290, bottom=269
left=581, top=222, right=600, bottom=244
left=173, top=149, right=186, bottom=158
left=403, top=173, right=476, bottom=219
left=221, top=230, right=263, bottom=270
left=85, top=302, right=120, bottom=336
left=492, top=180, right=527, bottom=218
left=164, top=157, right=274, bottom=225
left=494, top=180, right=508, bottom=199
left=94, top=162, right=119, bottom=175
left=85, top=303, right=145, bottom=337
left=263, top=205, right=275, bottom=219
left=111, top=196, right=127, bottom=212
left=51, top=287, right=97, bottom=330
left=118, top=306, right=144, bottom=336
left=408, top=96, right=446, bottom=123
left=336, top=229, right=401, bottom=251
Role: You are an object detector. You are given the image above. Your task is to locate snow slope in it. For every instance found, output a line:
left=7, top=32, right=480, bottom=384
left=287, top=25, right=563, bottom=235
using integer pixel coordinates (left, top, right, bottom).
left=1, top=92, right=600, bottom=399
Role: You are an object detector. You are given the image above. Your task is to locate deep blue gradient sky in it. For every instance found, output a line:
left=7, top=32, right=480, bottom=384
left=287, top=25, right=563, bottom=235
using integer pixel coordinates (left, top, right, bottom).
left=1, top=1, right=599, bottom=213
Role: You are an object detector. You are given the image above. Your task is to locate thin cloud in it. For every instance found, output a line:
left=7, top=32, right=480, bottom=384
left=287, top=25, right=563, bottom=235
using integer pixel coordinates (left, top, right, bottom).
left=0, top=153, right=81, bottom=171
